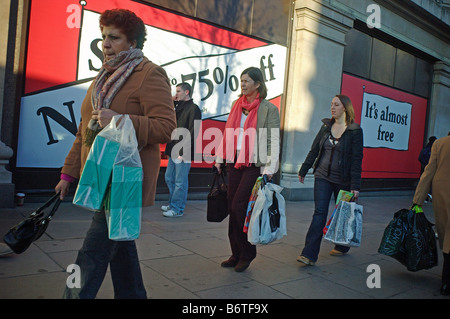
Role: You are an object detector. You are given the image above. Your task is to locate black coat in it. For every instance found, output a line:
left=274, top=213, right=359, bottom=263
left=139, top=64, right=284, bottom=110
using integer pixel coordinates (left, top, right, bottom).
left=298, top=118, right=364, bottom=190
left=164, top=99, right=202, bottom=161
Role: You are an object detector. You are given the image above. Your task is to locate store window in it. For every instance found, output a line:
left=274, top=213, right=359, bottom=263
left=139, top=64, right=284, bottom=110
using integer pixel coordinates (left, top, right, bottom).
left=341, top=23, right=435, bottom=190
left=343, top=26, right=433, bottom=98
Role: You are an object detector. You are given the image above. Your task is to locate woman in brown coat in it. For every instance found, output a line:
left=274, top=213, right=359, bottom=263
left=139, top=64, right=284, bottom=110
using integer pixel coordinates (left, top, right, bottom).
left=55, top=9, right=176, bottom=298
left=413, top=135, right=450, bottom=295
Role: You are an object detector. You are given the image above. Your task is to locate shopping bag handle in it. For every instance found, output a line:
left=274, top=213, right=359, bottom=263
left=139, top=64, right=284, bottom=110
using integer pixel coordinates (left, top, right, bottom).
left=411, top=204, right=423, bottom=214
left=210, top=172, right=227, bottom=192
left=32, top=192, right=62, bottom=219
left=262, top=174, right=273, bottom=187
left=110, top=114, right=126, bottom=129
left=212, top=163, right=226, bottom=176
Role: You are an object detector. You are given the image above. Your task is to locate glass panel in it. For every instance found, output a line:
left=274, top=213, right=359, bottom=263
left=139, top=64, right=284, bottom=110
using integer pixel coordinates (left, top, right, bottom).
left=394, top=48, right=416, bottom=92
left=370, top=38, right=395, bottom=86
left=343, top=29, right=372, bottom=78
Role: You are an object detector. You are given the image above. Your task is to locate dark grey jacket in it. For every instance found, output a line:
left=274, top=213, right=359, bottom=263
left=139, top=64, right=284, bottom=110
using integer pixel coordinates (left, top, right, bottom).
left=298, top=118, right=364, bottom=190
left=164, top=99, right=202, bottom=161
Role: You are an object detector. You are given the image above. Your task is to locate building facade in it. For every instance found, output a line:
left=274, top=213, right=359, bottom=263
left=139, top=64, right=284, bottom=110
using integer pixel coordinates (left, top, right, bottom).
left=0, top=0, right=449, bottom=207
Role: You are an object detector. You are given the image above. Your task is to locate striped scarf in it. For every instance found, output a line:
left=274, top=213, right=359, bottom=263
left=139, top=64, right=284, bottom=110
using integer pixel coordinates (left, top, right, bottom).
left=84, top=48, right=143, bottom=146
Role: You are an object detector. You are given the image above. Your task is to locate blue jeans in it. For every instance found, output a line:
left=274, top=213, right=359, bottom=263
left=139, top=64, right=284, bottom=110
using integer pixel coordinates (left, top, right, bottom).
left=301, top=178, right=351, bottom=262
left=63, top=211, right=146, bottom=299
left=165, top=157, right=191, bottom=214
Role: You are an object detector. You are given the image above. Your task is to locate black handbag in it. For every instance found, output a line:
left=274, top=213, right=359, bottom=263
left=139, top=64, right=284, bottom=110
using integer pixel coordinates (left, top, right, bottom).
left=3, top=192, right=61, bottom=254
left=206, top=172, right=228, bottom=222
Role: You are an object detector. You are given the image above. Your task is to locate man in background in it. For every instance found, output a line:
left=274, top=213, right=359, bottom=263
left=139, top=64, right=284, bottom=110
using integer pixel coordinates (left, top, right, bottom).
left=162, top=83, right=201, bottom=217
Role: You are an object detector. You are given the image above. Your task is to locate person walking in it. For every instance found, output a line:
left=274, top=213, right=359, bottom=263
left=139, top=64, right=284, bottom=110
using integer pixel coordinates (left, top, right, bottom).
left=162, top=82, right=201, bottom=217
left=54, top=9, right=176, bottom=298
left=297, top=95, right=363, bottom=265
left=214, top=67, right=280, bottom=272
left=413, top=134, right=450, bottom=295
left=418, top=136, right=436, bottom=202
left=418, top=136, right=436, bottom=174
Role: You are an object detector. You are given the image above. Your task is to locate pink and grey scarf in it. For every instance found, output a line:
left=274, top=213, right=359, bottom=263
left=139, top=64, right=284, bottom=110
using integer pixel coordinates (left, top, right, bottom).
left=84, top=48, right=143, bottom=146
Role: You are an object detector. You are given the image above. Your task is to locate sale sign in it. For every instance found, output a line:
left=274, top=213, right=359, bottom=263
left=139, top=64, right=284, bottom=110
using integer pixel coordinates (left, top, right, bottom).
left=16, top=0, right=287, bottom=168
left=341, top=74, right=428, bottom=179
left=361, top=92, right=412, bottom=151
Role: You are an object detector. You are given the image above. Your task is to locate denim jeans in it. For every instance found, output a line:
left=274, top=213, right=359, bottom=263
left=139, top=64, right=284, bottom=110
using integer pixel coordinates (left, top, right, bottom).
left=63, top=210, right=147, bottom=299
left=301, top=177, right=351, bottom=262
left=165, top=157, right=191, bottom=214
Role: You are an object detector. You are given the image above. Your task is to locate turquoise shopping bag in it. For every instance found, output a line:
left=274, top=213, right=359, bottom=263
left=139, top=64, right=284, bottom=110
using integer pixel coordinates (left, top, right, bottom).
left=73, top=136, right=120, bottom=211
left=106, top=165, right=143, bottom=240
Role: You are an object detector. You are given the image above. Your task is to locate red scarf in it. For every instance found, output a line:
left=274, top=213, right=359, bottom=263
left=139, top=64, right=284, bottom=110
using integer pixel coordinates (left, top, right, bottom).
left=217, top=94, right=261, bottom=168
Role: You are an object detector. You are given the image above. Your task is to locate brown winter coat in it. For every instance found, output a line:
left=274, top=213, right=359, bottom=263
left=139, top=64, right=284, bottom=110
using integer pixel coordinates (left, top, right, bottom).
left=413, top=135, right=450, bottom=253
left=61, top=57, right=176, bottom=207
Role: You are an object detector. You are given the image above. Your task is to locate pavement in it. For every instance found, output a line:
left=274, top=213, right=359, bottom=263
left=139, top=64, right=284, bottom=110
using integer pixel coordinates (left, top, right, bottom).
left=0, top=193, right=448, bottom=300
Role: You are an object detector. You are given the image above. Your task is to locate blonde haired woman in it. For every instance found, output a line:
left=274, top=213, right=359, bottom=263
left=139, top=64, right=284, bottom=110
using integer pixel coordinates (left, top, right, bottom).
left=297, top=95, right=363, bottom=265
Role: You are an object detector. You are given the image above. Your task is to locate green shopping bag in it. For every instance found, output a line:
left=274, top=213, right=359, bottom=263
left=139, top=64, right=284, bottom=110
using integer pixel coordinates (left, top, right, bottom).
left=106, top=165, right=143, bottom=241
left=100, top=115, right=143, bottom=241
left=73, top=136, right=120, bottom=211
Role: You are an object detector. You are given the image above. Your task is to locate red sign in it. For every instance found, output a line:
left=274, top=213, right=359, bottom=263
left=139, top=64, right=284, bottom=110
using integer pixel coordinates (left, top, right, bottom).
left=341, top=73, right=428, bottom=179
left=18, top=0, right=287, bottom=169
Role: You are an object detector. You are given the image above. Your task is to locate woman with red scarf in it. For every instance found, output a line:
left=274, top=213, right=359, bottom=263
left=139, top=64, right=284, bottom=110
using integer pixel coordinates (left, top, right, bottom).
left=214, top=67, right=280, bottom=272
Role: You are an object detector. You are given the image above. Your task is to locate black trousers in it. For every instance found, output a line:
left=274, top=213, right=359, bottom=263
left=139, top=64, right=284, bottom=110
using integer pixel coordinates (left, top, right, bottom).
left=227, top=162, right=260, bottom=262
left=443, top=253, right=450, bottom=284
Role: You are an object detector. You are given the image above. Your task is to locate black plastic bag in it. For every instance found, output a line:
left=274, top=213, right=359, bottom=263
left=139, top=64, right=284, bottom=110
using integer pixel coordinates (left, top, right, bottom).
left=378, top=209, right=409, bottom=256
left=404, top=210, right=438, bottom=271
left=259, top=175, right=280, bottom=232
left=378, top=207, right=438, bottom=272
left=268, top=191, right=280, bottom=232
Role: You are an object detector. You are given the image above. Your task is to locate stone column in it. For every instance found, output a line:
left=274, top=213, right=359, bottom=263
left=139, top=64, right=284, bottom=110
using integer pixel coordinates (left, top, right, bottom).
left=0, top=0, right=15, bottom=208
left=0, top=142, right=14, bottom=207
left=280, top=0, right=353, bottom=200
left=428, top=61, right=450, bottom=138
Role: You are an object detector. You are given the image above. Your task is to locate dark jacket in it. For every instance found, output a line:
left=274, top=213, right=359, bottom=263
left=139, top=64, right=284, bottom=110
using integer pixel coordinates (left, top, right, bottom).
left=418, top=146, right=432, bottom=173
left=164, top=99, right=202, bottom=161
left=298, top=118, right=364, bottom=190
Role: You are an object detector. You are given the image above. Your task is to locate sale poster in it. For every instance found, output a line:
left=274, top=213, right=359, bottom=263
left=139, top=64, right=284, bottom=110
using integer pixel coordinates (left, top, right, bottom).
left=17, top=0, right=287, bottom=168
left=341, top=73, right=428, bottom=179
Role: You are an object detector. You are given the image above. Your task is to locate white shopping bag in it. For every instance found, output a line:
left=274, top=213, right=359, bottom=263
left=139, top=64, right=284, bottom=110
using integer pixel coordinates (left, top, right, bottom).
left=247, top=181, right=286, bottom=245
left=75, top=115, right=143, bottom=241
left=324, top=201, right=363, bottom=247
left=102, top=115, right=143, bottom=241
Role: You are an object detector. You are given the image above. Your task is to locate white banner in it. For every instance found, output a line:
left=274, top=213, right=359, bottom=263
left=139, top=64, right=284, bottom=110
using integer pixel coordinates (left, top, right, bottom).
left=16, top=81, right=90, bottom=167
left=162, top=45, right=286, bottom=119
left=78, top=10, right=286, bottom=119
left=360, top=92, right=412, bottom=150
left=16, top=9, right=287, bottom=168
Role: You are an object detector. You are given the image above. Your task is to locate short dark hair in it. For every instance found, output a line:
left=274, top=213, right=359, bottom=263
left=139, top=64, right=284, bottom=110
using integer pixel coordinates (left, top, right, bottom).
left=100, top=9, right=147, bottom=49
left=177, top=82, right=192, bottom=97
left=240, top=67, right=267, bottom=100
